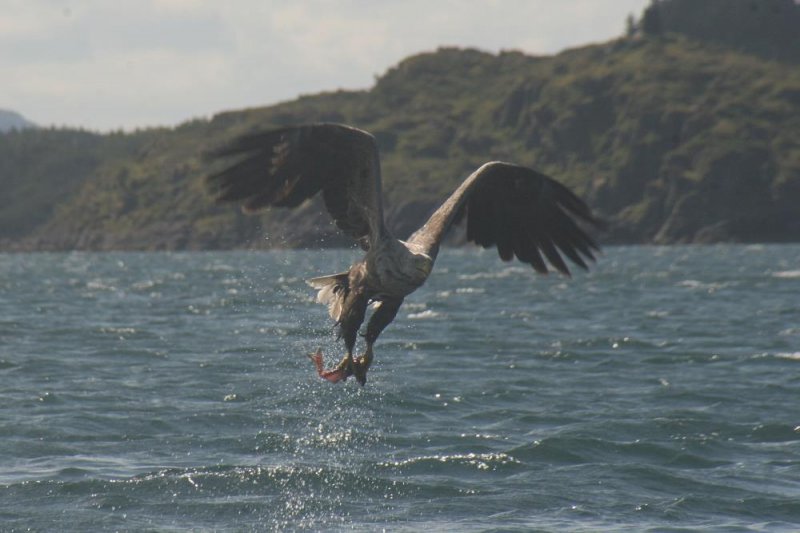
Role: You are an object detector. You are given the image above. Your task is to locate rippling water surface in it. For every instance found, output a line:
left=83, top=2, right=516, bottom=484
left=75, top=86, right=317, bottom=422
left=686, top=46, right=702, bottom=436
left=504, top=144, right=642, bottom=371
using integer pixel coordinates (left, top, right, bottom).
left=1, top=245, right=799, bottom=531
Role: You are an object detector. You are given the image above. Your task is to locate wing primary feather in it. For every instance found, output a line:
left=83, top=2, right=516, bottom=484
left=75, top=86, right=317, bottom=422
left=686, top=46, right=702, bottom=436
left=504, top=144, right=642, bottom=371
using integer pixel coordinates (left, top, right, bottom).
left=204, top=128, right=294, bottom=159
left=557, top=214, right=599, bottom=260
left=525, top=232, right=551, bottom=274
left=544, top=218, right=590, bottom=271
left=207, top=153, right=274, bottom=202
left=545, top=177, right=596, bottom=223
left=512, top=221, right=550, bottom=274
left=555, top=236, right=589, bottom=270
left=538, top=233, right=571, bottom=277
left=555, top=221, right=597, bottom=271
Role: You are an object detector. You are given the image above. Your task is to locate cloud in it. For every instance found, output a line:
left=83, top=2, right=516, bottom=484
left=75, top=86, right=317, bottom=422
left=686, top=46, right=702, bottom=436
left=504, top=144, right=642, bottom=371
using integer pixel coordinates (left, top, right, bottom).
left=0, top=0, right=649, bottom=130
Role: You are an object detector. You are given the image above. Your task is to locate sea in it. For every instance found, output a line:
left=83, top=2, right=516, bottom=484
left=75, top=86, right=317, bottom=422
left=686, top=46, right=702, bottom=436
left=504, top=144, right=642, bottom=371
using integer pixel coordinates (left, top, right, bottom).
left=1, top=245, right=799, bottom=532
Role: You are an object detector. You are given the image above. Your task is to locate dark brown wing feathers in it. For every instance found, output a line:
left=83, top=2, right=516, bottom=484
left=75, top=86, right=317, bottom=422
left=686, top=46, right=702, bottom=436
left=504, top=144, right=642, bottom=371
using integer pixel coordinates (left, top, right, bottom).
left=410, top=161, right=602, bottom=276
left=205, top=124, right=381, bottom=244
left=467, top=165, right=600, bottom=275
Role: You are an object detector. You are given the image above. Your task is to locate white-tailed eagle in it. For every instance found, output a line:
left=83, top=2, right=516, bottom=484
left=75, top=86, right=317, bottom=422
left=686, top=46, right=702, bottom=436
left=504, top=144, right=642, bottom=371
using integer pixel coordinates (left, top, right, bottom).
left=206, top=123, right=602, bottom=385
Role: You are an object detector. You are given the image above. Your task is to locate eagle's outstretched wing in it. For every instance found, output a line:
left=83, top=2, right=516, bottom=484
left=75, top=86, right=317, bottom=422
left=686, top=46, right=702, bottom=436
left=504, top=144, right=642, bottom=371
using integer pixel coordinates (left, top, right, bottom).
left=206, top=123, right=385, bottom=248
left=408, top=161, right=602, bottom=276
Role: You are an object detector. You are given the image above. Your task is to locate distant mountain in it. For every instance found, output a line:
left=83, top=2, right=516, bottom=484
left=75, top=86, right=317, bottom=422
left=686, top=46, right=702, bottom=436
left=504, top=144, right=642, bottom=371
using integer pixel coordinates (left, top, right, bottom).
left=0, top=109, right=35, bottom=132
left=1, top=2, right=799, bottom=251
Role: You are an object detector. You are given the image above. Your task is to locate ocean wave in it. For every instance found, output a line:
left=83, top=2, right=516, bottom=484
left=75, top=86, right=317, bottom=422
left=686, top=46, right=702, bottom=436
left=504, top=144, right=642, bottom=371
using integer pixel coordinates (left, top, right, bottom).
left=85, top=279, right=117, bottom=291
left=457, top=266, right=528, bottom=280
left=98, top=326, right=137, bottom=336
left=3, top=462, right=467, bottom=497
left=378, top=452, right=520, bottom=472
left=407, top=309, right=441, bottom=320
left=773, top=270, right=800, bottom=279
left=203, top=263, right=236, bottom=272
left=2, top=462, right=471, bottom=530
left=509, top=436, right=731, bottom=469
left=749, top=422, right=800, bottom=442
left=675, top=279, right=730, bottom=292
left=456, top=287, right=485, bottom=294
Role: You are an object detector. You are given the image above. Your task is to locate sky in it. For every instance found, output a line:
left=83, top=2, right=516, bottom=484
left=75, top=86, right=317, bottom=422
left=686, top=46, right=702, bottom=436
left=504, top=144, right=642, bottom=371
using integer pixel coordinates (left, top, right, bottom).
left=1, top=0, right=650, bottom=131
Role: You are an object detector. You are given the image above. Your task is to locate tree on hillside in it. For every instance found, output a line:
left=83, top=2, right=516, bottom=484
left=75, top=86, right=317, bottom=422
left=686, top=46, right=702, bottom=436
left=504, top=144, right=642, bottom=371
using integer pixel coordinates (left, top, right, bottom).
left=625, top=13, right=638, bottom=38
left=641, top=0, right=663, bottom=36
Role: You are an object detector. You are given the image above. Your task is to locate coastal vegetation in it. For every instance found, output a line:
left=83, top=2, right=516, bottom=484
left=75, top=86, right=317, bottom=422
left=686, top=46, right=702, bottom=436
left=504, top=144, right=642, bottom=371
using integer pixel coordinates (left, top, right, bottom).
left=2, top=0, right=798, bottom=250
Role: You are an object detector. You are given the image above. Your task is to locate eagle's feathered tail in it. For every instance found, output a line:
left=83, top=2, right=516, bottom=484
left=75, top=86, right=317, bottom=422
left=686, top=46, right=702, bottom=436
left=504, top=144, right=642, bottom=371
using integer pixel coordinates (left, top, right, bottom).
left=306, top=272, right=349, bottom=322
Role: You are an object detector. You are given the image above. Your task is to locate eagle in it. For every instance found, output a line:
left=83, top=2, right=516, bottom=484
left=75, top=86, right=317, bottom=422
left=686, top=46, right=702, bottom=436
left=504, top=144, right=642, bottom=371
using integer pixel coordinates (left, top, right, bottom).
left=206, top=123, right=602, bottom=385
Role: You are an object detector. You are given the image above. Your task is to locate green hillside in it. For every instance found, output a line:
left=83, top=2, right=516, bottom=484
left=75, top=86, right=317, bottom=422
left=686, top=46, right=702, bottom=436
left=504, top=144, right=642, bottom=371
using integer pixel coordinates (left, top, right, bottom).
left=2, top=26, right=799, bottom=250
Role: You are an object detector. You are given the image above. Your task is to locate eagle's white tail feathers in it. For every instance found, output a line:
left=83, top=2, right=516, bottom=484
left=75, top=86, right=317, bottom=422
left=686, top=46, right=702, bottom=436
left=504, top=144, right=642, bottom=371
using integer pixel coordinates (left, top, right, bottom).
left=306, top=272, right=349, bottom=322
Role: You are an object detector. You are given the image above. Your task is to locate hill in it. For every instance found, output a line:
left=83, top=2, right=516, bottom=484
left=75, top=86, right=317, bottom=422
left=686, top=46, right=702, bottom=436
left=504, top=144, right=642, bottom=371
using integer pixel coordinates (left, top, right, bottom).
left=1, top=33, right=799, bottom=250
left=0, top=109, right=36, bottom=132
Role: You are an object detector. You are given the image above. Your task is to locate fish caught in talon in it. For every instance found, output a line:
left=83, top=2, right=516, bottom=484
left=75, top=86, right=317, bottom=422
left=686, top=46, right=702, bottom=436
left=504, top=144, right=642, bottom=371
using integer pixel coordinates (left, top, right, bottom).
left=208, top=124, right=602, bottom=385
left=307, top=348, right=324, bottom=374
left=307, top=348, right=351, bottom=383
